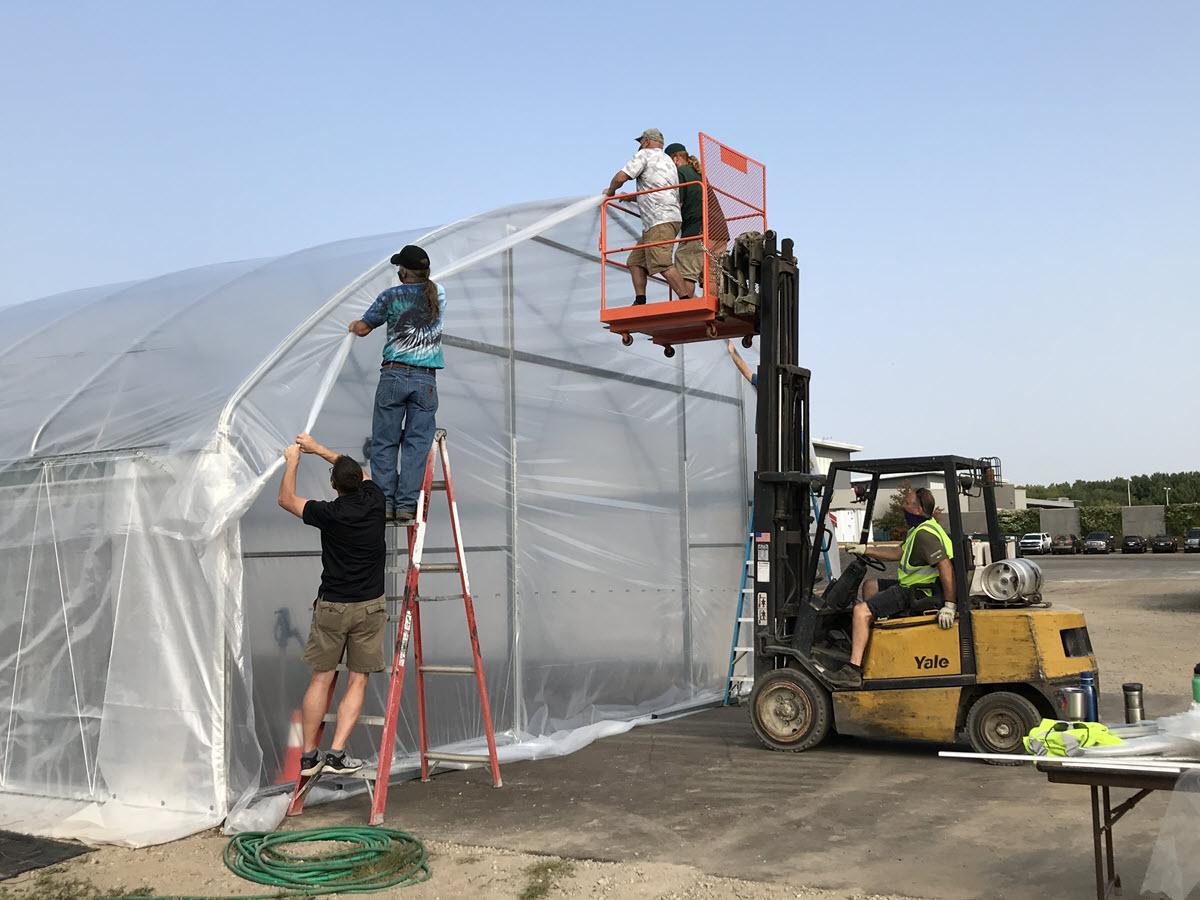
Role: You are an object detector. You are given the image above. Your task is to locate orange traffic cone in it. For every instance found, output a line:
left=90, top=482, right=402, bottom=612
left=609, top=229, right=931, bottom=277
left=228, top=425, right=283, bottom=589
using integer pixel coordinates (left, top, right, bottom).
left=275, top=710, right=304, bottom=784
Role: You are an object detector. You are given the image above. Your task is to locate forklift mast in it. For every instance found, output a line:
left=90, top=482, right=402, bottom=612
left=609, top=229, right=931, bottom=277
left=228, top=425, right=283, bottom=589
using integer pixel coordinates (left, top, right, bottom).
left=749, top=232, right=824, bottom=682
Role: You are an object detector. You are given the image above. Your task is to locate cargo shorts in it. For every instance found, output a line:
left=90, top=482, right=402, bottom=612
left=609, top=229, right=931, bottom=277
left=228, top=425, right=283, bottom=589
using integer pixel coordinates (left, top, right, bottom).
left=303, top=596, right=387, bottom=673
left=865, top=579, right=941, bottom=620
left=675, top=237, right=704, bottom=282
left=626, top=221, right=680, bottom=276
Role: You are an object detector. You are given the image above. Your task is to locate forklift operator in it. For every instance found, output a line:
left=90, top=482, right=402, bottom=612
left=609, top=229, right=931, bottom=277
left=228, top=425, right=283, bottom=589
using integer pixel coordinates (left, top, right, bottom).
left=826, top=488, right=956, bottom=688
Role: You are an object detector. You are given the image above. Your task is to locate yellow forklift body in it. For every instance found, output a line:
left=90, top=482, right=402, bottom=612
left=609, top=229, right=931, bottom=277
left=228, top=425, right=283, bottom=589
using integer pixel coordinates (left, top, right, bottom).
left=833, top=688, right=961, bottom=742
left=973, top=606, right=1095, bottom=682
left=861, top=618, right=962, bottom=679
left=832, top=606, right=1096, bottom=744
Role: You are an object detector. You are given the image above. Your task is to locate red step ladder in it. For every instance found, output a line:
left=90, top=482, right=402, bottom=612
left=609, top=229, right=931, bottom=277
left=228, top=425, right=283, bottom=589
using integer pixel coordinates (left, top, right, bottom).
left=287, top=428, right=503, bottom=822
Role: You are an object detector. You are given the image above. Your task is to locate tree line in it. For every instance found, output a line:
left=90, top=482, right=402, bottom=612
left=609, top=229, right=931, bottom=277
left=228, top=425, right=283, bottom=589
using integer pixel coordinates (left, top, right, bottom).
left=1022, top=471, right=1200, bottom=506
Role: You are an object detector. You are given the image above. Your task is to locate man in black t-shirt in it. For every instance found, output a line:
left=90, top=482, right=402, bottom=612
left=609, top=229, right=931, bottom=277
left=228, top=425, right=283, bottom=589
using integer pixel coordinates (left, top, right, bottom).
left=278, top=432, right=386, bottom=777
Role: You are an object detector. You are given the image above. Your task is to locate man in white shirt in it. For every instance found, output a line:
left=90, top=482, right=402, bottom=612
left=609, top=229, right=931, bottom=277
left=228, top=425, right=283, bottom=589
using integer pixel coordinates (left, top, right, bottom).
left=604, top=128, right=692, bottom=304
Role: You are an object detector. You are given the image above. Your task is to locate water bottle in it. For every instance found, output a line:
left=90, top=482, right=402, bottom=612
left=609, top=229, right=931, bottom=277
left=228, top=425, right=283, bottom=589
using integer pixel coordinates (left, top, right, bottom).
left=1193, top=664, right=1200, bottom=705
left=1079, top=672, right=1098, bottom=722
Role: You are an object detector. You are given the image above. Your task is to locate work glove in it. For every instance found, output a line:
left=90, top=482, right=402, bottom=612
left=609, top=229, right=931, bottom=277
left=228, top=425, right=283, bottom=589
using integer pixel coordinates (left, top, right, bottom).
left=937, top=601, right=956, bottom=629
left=845, top=543, right=869, bottom=556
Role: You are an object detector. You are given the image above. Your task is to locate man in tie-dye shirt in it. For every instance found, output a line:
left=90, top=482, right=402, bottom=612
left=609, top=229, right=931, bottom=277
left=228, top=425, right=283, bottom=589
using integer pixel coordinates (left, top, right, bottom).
left=349, top=244, right=445, bottom=524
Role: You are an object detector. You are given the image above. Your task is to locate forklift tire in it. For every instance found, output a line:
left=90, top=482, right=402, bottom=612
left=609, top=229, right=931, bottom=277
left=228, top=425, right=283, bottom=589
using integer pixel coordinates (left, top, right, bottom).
left=749, top=668, right=832, bottom=752
left=965, top=691, right=1040, bottom=763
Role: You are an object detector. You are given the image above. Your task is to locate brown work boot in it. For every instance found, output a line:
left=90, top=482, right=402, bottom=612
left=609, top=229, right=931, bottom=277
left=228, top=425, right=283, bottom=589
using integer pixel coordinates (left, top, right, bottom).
left=821, top=663, right=863, bottom=689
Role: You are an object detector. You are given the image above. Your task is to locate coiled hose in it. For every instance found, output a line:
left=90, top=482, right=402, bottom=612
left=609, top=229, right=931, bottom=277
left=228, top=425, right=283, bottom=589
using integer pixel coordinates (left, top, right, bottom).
left=135, top=826, right=431, bottom=898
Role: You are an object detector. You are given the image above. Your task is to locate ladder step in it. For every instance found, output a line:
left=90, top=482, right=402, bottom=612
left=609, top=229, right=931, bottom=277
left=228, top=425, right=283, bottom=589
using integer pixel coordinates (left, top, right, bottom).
left=737, top=617, right=754, bottom=623
left=419, top=594, right=465, bottom=603
left=730, top=676, right=755, bottom=683
left=419, top=665, right=476, bottom=675
left=323, top=714, right=386, bottom=726
left=424, top=751, right=491, bottom=765
left=733, top=646, right=754, bottom=653
left=741, top=588, right=753, bottom=594
left=431, top=480, right=448, bottom=491
left=389, top=562, right=462, bottom=574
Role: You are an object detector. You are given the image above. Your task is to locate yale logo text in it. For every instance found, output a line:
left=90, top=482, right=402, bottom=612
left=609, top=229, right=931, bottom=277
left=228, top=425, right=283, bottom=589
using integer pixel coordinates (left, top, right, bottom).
left=914, top=655, right=950, bottom=670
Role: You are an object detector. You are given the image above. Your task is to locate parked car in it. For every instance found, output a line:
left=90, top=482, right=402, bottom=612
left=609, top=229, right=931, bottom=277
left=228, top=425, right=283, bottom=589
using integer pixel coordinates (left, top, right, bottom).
left=1019, top=532, right=1052, bottom=555
left=1186, top=528, right=1200, bottom=554
left=1121, top=535, right=1148, bottom=554
left=1151, top=534, right=1179, bottom=553
left=1050, top=534, right=1083, bottom=555
left=1084, top=531, right=1117, bottom=554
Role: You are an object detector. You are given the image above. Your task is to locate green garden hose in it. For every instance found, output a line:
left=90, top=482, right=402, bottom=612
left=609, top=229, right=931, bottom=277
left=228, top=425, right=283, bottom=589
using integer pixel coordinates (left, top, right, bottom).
left=135, top=826, right=431, bottom=899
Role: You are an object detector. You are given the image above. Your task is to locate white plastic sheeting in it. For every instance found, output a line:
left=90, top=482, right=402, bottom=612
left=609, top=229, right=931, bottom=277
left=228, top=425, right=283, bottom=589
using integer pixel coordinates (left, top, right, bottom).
left=0, top=196, right=756, bottom=845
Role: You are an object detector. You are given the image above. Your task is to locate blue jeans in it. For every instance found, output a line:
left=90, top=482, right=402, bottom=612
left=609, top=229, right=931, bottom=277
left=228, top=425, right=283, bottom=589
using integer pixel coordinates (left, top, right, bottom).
left=370, top=367, right=438, bottom=510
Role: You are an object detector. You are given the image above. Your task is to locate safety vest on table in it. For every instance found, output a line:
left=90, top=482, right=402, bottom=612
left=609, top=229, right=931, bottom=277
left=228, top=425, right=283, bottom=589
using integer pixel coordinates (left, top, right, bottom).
left=898, top=517, right=954, bottom=594
left=1023, top=719, right=1123, bottom=757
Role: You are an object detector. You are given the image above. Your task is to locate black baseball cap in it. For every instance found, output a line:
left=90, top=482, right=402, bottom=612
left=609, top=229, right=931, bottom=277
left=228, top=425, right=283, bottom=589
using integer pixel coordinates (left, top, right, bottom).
left=390, top=244, right=430, bottom=270
left=665, top=142, right=687, bottom=155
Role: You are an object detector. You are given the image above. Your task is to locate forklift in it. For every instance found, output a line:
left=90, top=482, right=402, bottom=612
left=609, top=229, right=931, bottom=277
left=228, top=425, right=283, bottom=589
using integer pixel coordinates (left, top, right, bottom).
left=737, top=232, right=1099, bottom=759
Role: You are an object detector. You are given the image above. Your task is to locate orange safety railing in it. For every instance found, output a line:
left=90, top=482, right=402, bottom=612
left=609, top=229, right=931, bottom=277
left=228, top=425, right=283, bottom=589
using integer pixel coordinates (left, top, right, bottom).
left=600, top=133, right=767, bottom=353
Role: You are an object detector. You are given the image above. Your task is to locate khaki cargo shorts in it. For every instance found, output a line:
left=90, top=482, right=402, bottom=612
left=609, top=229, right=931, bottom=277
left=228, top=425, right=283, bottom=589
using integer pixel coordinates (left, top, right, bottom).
left=626, top=221, right=680, bottom=275
left=675, top=237, right=704, bottom=282
left=303, top=596, right=387, bottom=673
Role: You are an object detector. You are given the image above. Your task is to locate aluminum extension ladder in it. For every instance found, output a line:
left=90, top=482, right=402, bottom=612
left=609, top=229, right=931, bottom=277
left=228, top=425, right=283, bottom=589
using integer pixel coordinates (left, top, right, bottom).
left=288, top=428, right=502, bottom=823
left=723, top=507, right=756, bottom=705
left=723, top=493, right=835, bottom=705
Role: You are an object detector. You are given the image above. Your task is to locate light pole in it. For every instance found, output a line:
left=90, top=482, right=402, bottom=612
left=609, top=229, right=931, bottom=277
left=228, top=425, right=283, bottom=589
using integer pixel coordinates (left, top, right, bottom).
left=1165, top=486, right=1172, bottom=507
left=1126, top=478, right=1132, bottom=507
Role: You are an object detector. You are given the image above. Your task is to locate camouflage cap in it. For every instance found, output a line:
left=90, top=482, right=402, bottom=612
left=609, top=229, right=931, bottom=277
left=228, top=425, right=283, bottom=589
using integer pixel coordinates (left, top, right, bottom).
left=635, top=128, right=665, bottom=144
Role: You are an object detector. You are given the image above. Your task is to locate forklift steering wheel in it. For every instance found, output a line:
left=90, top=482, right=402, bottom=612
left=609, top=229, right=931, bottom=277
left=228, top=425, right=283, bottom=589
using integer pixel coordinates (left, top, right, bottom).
left=853, top=553, right=887, bottom=571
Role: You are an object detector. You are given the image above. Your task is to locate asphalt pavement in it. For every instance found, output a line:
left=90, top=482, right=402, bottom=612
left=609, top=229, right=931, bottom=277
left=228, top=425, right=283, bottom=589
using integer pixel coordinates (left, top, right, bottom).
left=301, top=549, right=1200, bottom=899
left=1020, top=549, right=1200, bottom=582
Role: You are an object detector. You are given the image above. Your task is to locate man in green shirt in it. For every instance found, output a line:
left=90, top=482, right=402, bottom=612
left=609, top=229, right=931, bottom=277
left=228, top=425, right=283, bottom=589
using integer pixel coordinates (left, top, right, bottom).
left=665, top=143, right=706, bottom=296
left=823, top=488, right=957, bottom=688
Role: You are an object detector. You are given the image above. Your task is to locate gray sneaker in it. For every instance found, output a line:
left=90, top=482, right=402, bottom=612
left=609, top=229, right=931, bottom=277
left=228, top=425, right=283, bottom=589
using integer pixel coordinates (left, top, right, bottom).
left=384, top=502, right=397, bottom=522
left=323, top=750, right=364, bottom=775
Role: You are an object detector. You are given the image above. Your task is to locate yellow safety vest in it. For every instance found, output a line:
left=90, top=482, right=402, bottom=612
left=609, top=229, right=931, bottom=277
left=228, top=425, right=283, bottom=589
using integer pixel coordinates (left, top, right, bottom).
left=1023, top=719, right=1123, bottom=757
left=898, top=517, right=954, bottom=593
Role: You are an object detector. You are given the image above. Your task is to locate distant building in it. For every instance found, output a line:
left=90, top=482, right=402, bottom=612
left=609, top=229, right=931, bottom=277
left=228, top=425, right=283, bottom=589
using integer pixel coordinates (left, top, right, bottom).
left=1025, top=496, right=1078, bottom=509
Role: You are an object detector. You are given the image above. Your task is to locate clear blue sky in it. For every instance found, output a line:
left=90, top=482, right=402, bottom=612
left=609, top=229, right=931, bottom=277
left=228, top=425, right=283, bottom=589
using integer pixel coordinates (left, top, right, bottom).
left=2, top=2, right=1197, bottom=485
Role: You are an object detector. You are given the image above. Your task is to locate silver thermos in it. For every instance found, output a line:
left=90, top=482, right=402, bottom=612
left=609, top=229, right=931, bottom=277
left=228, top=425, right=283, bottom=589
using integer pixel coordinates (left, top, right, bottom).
left=1059, top=687, right=1087, bottom=721
left=1123, top=682, right=1144, bottom=724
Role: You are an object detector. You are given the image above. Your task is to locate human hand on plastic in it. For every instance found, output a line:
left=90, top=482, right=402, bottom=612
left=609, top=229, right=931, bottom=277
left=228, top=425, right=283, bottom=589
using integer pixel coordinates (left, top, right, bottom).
left=283, top=443, right=301, bottom=464
left=348, top=320, right=372, bottom=337
left=937, top=601, right=956, bottom=629
left=845, top=543, right=869, bottom=556
left=295, top=433, right=320, bottom=455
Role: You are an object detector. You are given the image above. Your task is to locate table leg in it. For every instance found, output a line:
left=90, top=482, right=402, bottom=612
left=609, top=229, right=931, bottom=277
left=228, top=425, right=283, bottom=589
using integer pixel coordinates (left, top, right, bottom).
left=1102, top=786, right=1121, bottom=894
left=1091, top=785, right=1104, bottom=900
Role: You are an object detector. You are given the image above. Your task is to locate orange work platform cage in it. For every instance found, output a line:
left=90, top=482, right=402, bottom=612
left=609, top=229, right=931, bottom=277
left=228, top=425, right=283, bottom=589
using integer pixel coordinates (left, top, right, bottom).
left=600, top=133, right=766, bottom=356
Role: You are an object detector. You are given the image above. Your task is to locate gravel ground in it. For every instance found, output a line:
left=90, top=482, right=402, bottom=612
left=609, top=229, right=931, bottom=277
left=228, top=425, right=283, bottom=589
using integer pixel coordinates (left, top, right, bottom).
left=0, top=834, right=928, bottom=899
